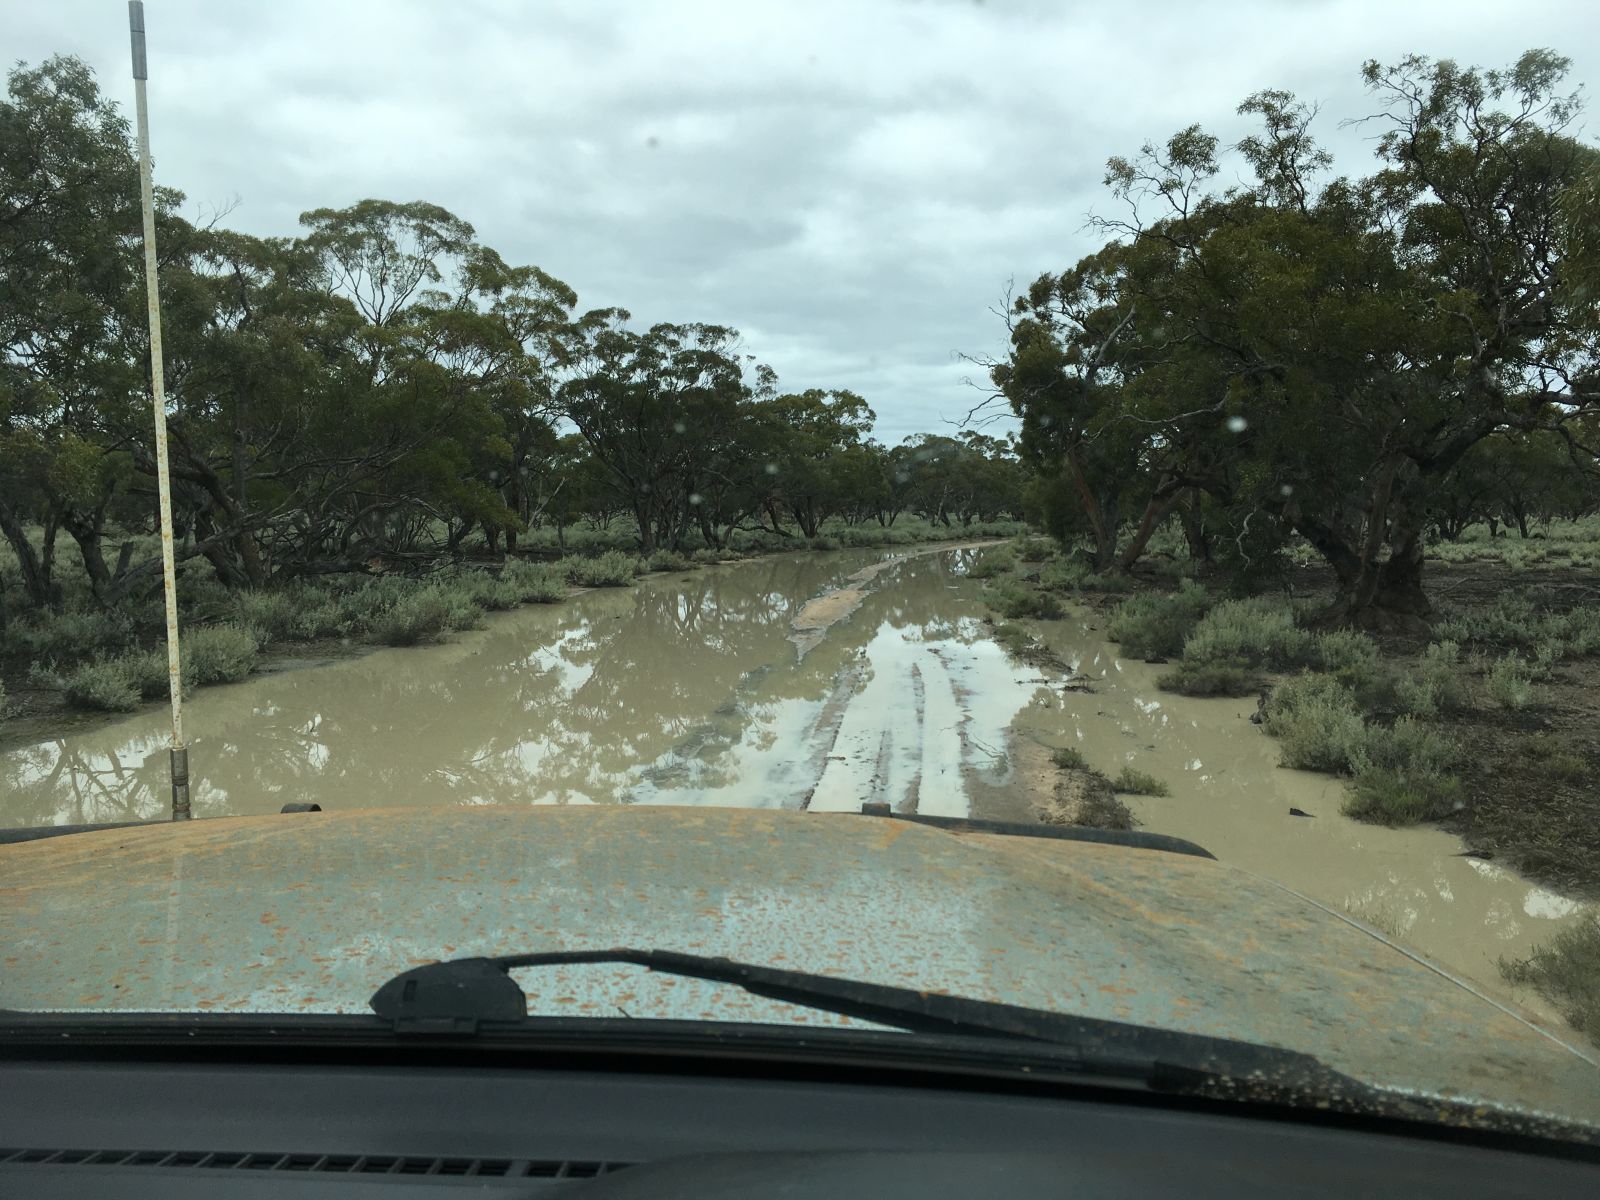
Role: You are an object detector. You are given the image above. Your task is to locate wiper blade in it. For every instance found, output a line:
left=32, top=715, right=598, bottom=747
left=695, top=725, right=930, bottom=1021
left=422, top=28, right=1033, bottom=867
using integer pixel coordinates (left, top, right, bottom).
left=369, top=947, right=1354, bottom=1096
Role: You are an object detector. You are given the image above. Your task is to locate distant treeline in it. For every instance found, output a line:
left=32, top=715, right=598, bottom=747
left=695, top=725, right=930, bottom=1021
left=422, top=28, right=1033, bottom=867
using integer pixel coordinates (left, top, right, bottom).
left=0, top=57, right=1025, bottom=615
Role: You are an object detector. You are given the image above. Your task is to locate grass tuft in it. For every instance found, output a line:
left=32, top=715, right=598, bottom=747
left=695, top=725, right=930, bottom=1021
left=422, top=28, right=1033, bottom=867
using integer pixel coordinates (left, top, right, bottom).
left=1500, top=916, right=1600, bottom=1046
left=1051, top=746, right=1090, bottom=771
left=1111, top=766, right=1171, bottom=796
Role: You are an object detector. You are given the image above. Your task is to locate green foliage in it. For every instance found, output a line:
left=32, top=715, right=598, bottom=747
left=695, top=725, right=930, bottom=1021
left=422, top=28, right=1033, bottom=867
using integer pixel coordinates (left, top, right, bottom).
left=0, top=53, right=1029, bottom=622
left=1035, top=557, right=1127, bottom=595
left=1012, top=536, right=1058, bottom=562
left=1394, top=642, right=1468, bottom=717
left=125, top=650, right=171, bottom=699
left=983, top=578, right=1064, bottom=620
left=1051, top=746, right=1090, bottom=770
left=459, top=572, right=523, bottom=612
left=997, top=49, right=1600, bottom=620
left=1156, top=661, right=1260, bottom=697
left=964, top=547, right=1017, bottom=579
left=1182, top=598, right=1314, bottom=670
left=10, top=608, right=137, bottom=666
left=1435, top=596, right=1600, bottom=659
left=645, top=549, right=695, bottom=572
left=1111, top=767, right=1170, bottom=796
left=62, top=660, right=141, bottom=712
left=371, top=587, right=468, bottom=646
left=182, top=625, right=259, bottom=685
left=1314, top=630, right=1380, bottom=685
left=990, top=621, right=1032, bottom=658
left=564, top=551, right=637, bottom=588
left=1074, top=790, right=1136, bottom=831
left=1265, top=672, right=1460, bottom=823
left=1486, top=653, right=1539, bottom=710
left=290, top=601, right=355, bottom=640
left=1501, top=915, right=1600, bottom=1045
left=1107, top=581, right=1213, bottom=660
left=1262, top=674, right=1369, bottom=773
left=500, top=560, right=568, bottom=603
left=229, top=591, right=299, bottom=646
left=1343, top=768, right=1462, bottom=826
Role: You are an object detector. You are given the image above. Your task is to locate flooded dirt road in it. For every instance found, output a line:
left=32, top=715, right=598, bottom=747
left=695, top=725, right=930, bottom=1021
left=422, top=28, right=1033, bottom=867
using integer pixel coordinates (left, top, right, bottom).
left=0, top=547, right=1032, bottom=828
left=0, top=544, right=1585, bottom=1016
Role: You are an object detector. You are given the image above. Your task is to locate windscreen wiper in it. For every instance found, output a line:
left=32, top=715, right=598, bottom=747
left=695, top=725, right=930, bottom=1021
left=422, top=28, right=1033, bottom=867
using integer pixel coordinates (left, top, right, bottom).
left=369, top=946, right=1357, bottom=1097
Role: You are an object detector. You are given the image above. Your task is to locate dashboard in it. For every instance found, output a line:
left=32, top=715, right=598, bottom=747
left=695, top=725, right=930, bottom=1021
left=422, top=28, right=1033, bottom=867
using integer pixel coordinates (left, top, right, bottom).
left=3, top=1052, right=1597, bottom=1197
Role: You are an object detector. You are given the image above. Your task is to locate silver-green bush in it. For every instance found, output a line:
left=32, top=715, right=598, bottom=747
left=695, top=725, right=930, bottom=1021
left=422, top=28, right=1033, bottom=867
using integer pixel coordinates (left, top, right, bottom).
left=1183, top=598, right=1314, bottom=669
left=1262, top=673, right=1368, bottom=773
left=62, top=661, right=141, bottom=712
left=1486, top=653, right=1539, bottom=710
left=182, top=625, right=260, bottom=685
left=1107, top=580, right=1213, bottom=660
left=501, top=560, right=568, bottom=603
left=564, top=551, right=636, bottom=587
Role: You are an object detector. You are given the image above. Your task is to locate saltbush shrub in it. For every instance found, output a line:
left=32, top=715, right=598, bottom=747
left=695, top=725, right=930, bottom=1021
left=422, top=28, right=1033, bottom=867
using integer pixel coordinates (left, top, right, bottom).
left=965, top=547, right=1017, bottom=579
left=1262, top=673, right=1368, bottom=773
left=983, top=578, right=1064, bottom=620
left=1107, top=580, right=1213, bottom=660
left=460, top=572, right=523, bottom=612
left=1486, top=653, right=1539, bottom=710
left=1394, top=641, right=1468, bottom=717
left=1156, top=661, right=1260, bottom=697
left=1051, top=746, right=1089, bottom=770
left=372, top=589, right=457, bottom=646
left=1182, top=598, right=1314, bottom=669
left=1501, top=917, right=1600, bottom=1045
left=564, top=551, right=636, bottom=588
left=498, top=560, right=566, bottom=604
left=1343, top=768, right=1462, bottom=826
left=62, top=661, right=140, bottom=712
left=1111, top=767, right=1170, bottom=796
left=646, top=548, right=695, bottom=572
left=230, top=590, right=299, bottom=645
left=183, top=625, right=260, bottom=685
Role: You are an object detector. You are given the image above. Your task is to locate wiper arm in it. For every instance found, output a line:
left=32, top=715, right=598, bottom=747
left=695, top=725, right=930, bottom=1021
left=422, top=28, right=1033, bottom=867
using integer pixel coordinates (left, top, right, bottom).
left=369, top=947, right=1355, bottom=1095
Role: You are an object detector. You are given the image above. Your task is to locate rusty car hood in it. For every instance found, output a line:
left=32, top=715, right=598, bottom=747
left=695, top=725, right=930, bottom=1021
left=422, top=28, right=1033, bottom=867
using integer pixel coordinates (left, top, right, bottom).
left=2, top=804, right=1597, bottom=1126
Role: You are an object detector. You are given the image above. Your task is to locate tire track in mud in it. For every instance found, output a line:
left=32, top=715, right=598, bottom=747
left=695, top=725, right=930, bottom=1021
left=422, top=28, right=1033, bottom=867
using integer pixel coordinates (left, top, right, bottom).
left=636, top=541, right=1010, bottom=816
left=797, top=660, right=866, bottom=810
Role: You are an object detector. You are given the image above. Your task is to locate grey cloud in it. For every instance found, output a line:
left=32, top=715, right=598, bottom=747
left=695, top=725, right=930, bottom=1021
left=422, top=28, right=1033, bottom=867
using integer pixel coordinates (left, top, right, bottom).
left=12, top=0, right=1596, bottom=442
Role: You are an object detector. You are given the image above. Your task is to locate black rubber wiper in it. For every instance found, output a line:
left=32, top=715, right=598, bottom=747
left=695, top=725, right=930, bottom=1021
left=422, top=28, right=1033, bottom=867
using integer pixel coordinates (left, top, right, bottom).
left=369, top=947, right=1358, bottom=1097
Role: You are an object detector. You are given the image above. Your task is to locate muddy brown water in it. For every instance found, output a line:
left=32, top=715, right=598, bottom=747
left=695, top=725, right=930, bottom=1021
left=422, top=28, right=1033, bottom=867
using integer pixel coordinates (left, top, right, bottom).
left=0, top=545, right=1587, bottom=1023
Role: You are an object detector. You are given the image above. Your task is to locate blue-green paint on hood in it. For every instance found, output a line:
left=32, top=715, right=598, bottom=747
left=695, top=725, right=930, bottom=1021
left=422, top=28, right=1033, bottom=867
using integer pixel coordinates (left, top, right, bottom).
left=2, top=804, right=1597, bottom=1128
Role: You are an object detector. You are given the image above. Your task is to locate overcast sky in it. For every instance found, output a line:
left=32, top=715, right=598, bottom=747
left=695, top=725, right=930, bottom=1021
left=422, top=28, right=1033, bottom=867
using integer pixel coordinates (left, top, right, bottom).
left=13, top=1, right=1597, bottom=443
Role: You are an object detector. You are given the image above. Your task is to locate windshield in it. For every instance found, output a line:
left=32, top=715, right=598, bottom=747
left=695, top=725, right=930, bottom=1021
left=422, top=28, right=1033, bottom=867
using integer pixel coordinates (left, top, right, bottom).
left=3, top=0, right=1599, bottom=1147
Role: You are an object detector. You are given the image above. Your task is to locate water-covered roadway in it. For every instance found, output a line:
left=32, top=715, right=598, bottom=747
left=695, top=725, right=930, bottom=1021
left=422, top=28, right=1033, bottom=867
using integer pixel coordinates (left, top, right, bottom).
left=0, top=544, right=1586, bottom=1019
